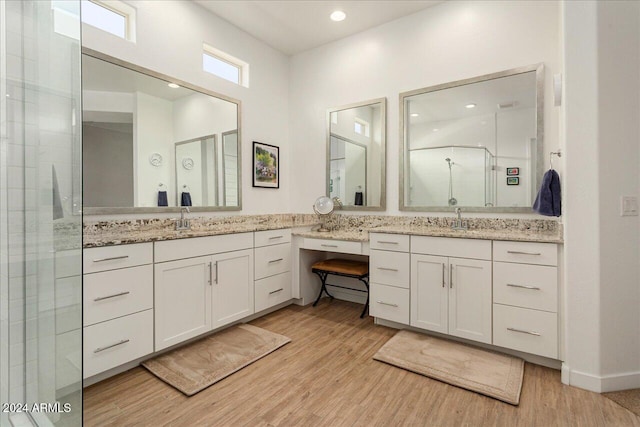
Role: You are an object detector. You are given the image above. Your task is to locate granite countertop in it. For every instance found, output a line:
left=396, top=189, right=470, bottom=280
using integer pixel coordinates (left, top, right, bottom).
left=292, top=228, right=369, bottom=242
left=83, top=214, right=318, bottom=248
left=83, top=214, right=563, bottom=247
left=370, top=225, right=563, bottom=244
left=84, top=223, right=294, bottom=247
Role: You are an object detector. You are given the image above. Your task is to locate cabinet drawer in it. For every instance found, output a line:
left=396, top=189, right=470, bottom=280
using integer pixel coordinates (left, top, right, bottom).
left=255, top=229, right=291, bottom=248
left=255, top=272, right=292, bottom=312
left=370, top=283, right=409, bottom=325
left=369, top=233, right=410, bottom=252
left=83, top=243, right=152, bottom=274
left=154, top=232, right=253, bottom=263
left=83, top=265, right=153, bottom=326
left=493, top=304, right=558, bottom=359
left=303, top=238, right=363, bottom=255
left=411, top=236, right=491, bottom=260
left=493, top=241, right=557, bottom=266
left=255, top=243, right=292, bottom=280
left=370, top=250, right=410, bottom=289
left=493, top=262, right=557, bottom=312
left=83, top=309, right=154, bottom=378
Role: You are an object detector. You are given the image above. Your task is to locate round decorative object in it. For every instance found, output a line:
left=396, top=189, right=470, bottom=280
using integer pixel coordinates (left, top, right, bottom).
left=149, top=152, right=163, bottom=167
left=182, top=157, right=194, bottom=170
left=313, top=196, right=335, bottom=232
left=313, top=196, right=334, bottom=215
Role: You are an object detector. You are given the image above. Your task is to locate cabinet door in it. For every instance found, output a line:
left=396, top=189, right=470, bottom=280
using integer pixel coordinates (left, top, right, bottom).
left=448, top=257, right=492, bottom=344
left=155, top=256, right=212, bottom=350
left=211, top=249, right=254, bottom=329
left=411, top=254, right=448, bottom=334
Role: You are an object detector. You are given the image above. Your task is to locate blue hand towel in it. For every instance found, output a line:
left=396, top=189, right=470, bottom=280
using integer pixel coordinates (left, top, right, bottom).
left=181, top=192, right=192, bottom=207
left=158, top=191, right=168, bottom=207
left=533, top=169, right=561, bottom=216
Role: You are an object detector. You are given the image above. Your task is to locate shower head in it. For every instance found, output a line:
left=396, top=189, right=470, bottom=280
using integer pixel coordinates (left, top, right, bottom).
left=445, top=158, right=451, bottom=163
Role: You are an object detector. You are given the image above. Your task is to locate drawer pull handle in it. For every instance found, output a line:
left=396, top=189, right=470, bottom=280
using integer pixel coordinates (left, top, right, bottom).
left=94, top=291, right=130, bottom=302
left=93, top=255, right=129, bottom=263
left=377, top=241, right=399, bottom=245
left=268, top=236, right=284, bottom=240
left=268, top=258, right=284, bottom=264
left=321, top=244, right=338, bottom=248
left=269, top=288, right=284, bottom=295
left=442, top=263, right=445, bottom=288
left=377, top=267, right=398, bottom=272
left=376, top=301, right=398, bottom=307
left=450, top=264, right=454, bottom=288
left=506, top=250, right=542, bottom=256
left=94, top=339, right=130, bottom=353
left=506, top=283, right=541, bottom=291
left=507, top=327, right=541, bottom=336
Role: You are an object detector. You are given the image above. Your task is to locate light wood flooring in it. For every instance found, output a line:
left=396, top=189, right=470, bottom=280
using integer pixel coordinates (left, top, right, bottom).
left=84, top=300, right=640, bottom=426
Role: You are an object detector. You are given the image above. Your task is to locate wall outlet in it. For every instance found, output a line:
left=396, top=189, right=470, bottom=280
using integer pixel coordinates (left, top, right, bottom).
left=620, top=196, right=638, bottom=216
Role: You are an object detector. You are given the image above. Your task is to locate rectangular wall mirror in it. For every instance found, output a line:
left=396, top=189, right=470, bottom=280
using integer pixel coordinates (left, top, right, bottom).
left=82, top=48, right=242, bottom=214
left=327, top=98, right=386, bottom=210
left=400, top=64, right=543, bottom=212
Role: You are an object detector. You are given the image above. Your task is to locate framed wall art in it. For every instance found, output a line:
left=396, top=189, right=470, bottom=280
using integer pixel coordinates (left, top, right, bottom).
left=253, top=141, right=279, bottom=188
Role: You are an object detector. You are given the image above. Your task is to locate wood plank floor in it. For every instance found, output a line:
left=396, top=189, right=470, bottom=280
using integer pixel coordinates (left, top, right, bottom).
left=84, top=300, right=640, bottom=426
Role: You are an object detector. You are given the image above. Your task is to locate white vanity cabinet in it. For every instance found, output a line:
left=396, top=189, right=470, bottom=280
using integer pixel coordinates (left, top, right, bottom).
left=254, top=229, right=292, bottom=312
left=369, top=233, right=411, bottom=324
left=154, top=256, right=212, bottom=350
left=492, top=241, right=559, bottom=359
left=154, top=233, right=254, bottom=351
left=82, top=243, right=154, bottom=378
left=410, top=236, right=492, bottom=344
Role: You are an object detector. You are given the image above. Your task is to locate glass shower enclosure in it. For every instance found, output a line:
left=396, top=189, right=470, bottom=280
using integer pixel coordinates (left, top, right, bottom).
left=1, top=0, right=82, bottom=426
left=408, top=145, right=496, bottom=208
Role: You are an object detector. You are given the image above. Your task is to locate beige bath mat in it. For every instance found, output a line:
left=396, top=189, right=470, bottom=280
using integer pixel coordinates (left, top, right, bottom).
left=604, top=388, right=640, bottom=417
left=142, top=324, right=291, bottom=396
left=373, top=330, right=524, bottom=405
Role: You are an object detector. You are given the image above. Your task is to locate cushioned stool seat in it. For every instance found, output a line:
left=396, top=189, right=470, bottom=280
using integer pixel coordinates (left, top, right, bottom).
left=311, top=259, right=369, bottom=318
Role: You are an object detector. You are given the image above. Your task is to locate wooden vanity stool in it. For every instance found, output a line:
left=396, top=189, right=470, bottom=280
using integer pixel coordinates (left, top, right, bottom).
left=311, top=259, right=369, bottom=318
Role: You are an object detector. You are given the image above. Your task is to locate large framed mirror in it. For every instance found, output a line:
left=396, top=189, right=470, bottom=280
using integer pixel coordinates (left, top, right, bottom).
left=400, top=64, right=543, bottom=212
left=81, top=48, right=241, bottom=214
left=327, top=98, right=386, bottom=210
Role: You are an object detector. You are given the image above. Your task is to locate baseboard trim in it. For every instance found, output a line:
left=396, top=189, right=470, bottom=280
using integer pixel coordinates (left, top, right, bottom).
left=601, top=371, right=640, bottom=392
left=561, top=364, right=640, bottom=392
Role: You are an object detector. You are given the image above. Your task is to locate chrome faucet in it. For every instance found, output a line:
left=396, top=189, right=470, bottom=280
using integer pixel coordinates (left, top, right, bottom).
left=175, top=207, right=191, bottom=230
left=451, top=207, right=468, bottom=230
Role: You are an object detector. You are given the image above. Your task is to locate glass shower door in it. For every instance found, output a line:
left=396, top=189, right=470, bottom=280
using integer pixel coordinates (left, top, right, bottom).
left=1, top=0, right=82, bottom=426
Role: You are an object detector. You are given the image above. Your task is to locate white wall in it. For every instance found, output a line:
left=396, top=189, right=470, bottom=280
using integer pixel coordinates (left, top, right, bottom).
left=135, top=92, right=173, bottom=207
left=289, top=0, right=561, bottom=215
left=562, top=0, right=640, bottom=392
left=82, top=0, right=290, bottom=216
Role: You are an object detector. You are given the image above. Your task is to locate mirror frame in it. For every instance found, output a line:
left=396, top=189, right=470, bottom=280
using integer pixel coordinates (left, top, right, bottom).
left=81, top=47, right=242, bottom=215
left=326, top=97, right=387, bottom=211
left=399, top=63, right=544, bottom=213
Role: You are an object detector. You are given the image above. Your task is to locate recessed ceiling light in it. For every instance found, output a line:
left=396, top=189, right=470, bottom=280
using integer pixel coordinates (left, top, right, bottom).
left=168, top=83, right=180, bottom=89
left=432, top=128, right=439, bottom=132
left=410, top=113, right=419, bottom=117
left=330, top=10, right=346, bottom=22
left=465, top=103, right=476, bottom=109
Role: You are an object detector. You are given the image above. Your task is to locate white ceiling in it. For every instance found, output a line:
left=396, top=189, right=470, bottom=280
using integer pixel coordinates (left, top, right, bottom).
left=194, top=1, right=442, bottom=55
left=408, top=71, right=537, bottom=123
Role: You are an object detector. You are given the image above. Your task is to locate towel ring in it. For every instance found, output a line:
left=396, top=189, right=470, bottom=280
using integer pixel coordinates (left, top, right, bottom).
left=549, top=150, right=562, bottom=170
left=158, top=183, right=166, bottom=189
left=182, top=184, right=190, bottom=192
